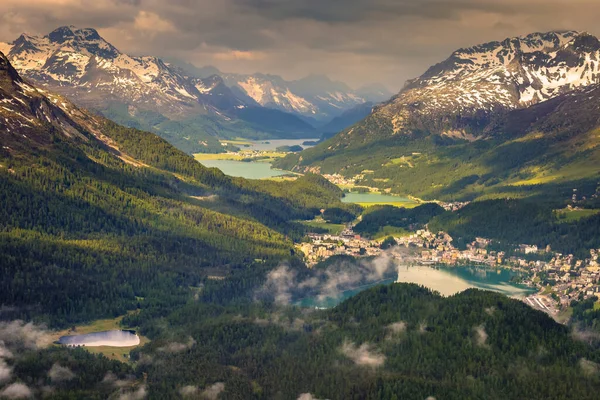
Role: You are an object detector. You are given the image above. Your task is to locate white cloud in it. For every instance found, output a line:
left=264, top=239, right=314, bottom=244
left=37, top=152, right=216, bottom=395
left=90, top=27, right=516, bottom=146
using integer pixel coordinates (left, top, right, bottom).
left=48, top=363, right=76, bottom=383
left=134, top=11, right=176, bottom=34
left=0, top=342, right=13, bottom=359
left=340, top=340, right=385, bottom=368
left=0, top=359, right=12, bottom=384
left=474, top=325, right=488, bottom=348
left=213, top=50, right=266, bottom=61
left=101, top=371, right=132, bottom=388
left=201, top=382, right=225, bottom=399
left=0, top=321, right=51, bottom=351
left=157, top=337, right=196, bottom=353
left=0, top=383, right=32, bottom=399
left=118, top=385, right=147, bottom=400
left=386, top=321, right=407, bottom=339
left=179, top=385, right=198, bottom=397
left=297, top=394, right=326, bottom=400
left=257, top=252, right=402, bottom=305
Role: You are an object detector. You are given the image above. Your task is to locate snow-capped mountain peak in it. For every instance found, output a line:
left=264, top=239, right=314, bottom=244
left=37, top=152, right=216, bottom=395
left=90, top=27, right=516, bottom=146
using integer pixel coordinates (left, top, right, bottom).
left=212, top=71, right=390, bottom=121
left=383, top=30, right=600, bottom=128
left=0, top=26, right=247, bottom=118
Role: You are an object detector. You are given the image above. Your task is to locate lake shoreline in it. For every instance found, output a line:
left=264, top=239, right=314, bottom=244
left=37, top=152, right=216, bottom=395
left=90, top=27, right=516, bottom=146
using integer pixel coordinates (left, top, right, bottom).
left=295, top=264, right=535, bottom=309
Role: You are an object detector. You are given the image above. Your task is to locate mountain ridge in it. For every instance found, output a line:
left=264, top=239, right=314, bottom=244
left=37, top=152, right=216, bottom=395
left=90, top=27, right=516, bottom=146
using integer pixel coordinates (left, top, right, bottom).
left=0, top=26, right=319, bottom=153
left=169, top=59, right=392, bottom=121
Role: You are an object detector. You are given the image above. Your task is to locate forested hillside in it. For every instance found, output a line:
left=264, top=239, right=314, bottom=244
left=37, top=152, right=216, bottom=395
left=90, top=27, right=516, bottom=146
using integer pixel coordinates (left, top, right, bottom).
left=9, top=283, right=598, bottom=399
left=0, top=51, right=349, bottom=327
left=428, top=199, right=600, bottom=258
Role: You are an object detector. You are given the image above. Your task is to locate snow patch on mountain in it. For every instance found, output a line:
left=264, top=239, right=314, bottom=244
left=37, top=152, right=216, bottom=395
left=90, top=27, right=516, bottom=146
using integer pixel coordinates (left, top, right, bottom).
left=222, top=73, right=371, bottom=120
left=380, top=31, right=600, bottom=130
left=0, top=26, right=241, bottom=119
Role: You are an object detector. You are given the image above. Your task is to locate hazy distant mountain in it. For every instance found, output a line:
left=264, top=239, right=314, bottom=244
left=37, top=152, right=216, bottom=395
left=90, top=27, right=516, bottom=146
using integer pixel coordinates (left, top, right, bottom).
left=276, top=31, right=600, bottom=201
left=320, top=101, right=374, bottom=135
left=222, top=73, right=376, bottom=121
left=168, top=58, right=390, bottom=122
left=0, top=26, right=315, bottom=153
left=355, top=83, right=393, bottom=103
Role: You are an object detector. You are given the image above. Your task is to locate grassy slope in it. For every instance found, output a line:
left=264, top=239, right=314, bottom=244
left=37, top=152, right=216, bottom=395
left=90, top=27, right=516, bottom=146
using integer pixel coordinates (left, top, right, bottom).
left=277, top=128, right=600, bottom=202
left=299, top=220, right=346, bottom=235
left=275, top=90, right=600, bottom=202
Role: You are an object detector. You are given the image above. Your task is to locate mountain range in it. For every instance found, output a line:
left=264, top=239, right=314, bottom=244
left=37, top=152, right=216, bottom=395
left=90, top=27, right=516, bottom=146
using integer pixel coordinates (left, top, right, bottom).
left=168, top=60, right=392, bottom=123
left=276, top=31, right=600, bottom=201
left=0, top=26, right=389, bottom=153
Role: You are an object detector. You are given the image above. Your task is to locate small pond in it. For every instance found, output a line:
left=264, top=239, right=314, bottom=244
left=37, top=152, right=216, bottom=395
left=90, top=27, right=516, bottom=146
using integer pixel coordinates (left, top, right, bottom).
left=58, top=330, right=140, bottom=347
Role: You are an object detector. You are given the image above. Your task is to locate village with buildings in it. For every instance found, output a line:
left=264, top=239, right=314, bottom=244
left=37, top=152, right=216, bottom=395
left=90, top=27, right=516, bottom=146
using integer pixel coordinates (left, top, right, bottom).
left=297, top=223, right=600, bottom=317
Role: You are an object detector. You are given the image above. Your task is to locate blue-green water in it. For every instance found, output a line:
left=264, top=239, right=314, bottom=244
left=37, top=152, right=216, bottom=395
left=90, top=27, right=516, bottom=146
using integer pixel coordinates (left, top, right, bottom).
left=342, top=192, right=413, bottom=204
left=295, top=278, right=397, bottom=308
left=297, top=266, right=534, bottom=308
left=198, top=159, right=289, bottom=179
left=198, top=139, right=319, bottom=179
left=245, top=139, right=320, bottom=151
left=396, top=265, right=535, bottom=297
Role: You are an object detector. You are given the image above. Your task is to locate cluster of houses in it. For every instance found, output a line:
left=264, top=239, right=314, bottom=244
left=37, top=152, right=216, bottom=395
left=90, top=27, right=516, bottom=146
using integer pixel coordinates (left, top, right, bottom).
left=298, top=226, right=600, bottom=309
left=400, top=230, right=600, bottom=307
left=438, top=201, right=470, bottom=211
left=521, top=250, right=600, bottom=307
left=322, top=173, right=357, bottom=186
left=296, top=227, right=383, bottom=266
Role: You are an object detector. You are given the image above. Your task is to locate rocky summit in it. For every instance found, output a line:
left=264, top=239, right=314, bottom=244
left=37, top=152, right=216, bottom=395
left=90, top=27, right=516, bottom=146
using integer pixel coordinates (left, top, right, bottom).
left=378, top=31, right=600, bottom=140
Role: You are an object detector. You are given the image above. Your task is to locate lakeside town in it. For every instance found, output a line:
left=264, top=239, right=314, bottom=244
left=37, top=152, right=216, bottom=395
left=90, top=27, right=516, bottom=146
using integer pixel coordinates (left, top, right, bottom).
left=297, top=223, right=600, bottom=319
left=202, top=146, right=600, bottom=318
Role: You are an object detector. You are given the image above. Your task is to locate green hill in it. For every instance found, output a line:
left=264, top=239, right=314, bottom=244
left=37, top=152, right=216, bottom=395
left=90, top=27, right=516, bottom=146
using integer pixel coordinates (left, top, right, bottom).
left=122, top=284, right=600, bottom=398
left=0, top=52, right=347, bottom=327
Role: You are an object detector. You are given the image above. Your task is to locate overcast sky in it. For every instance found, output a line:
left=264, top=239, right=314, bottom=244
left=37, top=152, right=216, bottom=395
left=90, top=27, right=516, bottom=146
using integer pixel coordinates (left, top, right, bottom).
left=1, top=0, right=599, bottom=91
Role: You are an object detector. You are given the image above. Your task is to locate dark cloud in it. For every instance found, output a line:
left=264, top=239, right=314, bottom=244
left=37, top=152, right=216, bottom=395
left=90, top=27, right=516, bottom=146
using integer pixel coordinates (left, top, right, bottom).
left=1, top=0, right=600, bottom=90
left=233, top=0, right=514, bottom=23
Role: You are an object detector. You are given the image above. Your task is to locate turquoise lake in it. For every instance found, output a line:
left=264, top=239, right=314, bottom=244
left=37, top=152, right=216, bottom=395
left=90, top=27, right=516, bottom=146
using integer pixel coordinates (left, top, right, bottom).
left=342, top=192, right=413, bottom=204
left=198, top=139, right=319, bottom=179
left=198, top=159, right=290, bottom=179
left=297, top=265, right=534, bottom=308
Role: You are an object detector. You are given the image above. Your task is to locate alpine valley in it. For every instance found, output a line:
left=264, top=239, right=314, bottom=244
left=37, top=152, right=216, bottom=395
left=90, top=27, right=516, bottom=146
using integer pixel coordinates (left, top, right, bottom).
left=276, top=31, right=600, bottom=202
left=2, top=17, right=600, bottom=400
